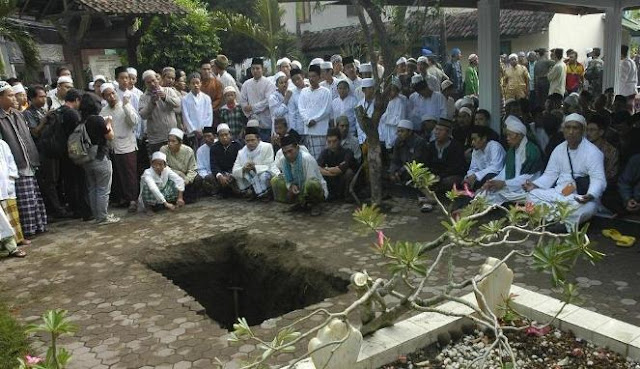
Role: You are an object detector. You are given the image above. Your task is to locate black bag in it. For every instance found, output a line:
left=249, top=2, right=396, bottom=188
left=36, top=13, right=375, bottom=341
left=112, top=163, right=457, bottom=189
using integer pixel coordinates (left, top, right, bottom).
left=567, top=146, right=590, bottom=195
left=37, top=108, right=67, bottom=159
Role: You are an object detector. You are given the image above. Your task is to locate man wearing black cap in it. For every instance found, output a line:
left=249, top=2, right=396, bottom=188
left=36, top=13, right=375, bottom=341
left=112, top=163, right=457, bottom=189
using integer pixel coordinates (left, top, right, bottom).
left=232, top=127, right=278, bottom=200
left=240, top=57, right=277, bottom=142
left=423, top=118, right=467, bottom=196
left=196, top=126, right=217, bottom=195
left=342, top=56, right=361, bottom=97
left=298, top=64, right=332, bottom=160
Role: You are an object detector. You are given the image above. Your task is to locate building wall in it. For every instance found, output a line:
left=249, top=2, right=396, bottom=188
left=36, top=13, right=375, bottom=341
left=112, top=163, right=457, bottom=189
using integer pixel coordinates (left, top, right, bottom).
left=548, top=14, right=604, bottom=64
left=281, top=2, right=361, bottom=34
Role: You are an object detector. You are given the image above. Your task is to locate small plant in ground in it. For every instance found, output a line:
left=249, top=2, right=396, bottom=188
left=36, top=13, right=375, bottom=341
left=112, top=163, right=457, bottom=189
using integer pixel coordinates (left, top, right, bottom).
left=219, top=161, right=602, bottom=369
left=17, top=310, right=76, bottom=369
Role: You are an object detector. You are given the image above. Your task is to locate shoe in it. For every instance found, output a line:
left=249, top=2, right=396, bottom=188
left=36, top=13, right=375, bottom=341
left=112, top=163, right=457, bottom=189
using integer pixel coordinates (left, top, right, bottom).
left=97, top=214, right=120, bottom=226
left=127, top=201, right=138, bottom=213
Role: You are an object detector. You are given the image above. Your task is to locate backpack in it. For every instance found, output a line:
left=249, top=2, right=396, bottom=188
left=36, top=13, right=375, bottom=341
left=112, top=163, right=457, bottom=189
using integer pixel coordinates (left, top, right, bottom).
left=67, top=122, right=98, bottom=165
left=37, top=109, right=67, bottom=158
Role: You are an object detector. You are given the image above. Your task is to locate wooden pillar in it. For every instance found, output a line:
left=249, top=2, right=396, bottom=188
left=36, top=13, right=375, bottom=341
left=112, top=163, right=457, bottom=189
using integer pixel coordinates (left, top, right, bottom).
left=477, top=0, right=501, bottom=134
left=604, top=3, right=623, bottom=93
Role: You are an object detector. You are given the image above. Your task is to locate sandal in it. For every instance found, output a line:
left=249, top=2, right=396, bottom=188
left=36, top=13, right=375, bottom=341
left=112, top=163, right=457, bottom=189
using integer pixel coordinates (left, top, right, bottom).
left=602, top=229, right=636, bottom=247
left=9, top=249, right=26, bottom=258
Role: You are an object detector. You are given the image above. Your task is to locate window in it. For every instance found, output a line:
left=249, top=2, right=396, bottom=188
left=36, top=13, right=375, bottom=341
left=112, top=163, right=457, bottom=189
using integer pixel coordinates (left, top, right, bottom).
left=297, top=1, right=312, bottom=24
left=346, top=5, right=358, bottom=18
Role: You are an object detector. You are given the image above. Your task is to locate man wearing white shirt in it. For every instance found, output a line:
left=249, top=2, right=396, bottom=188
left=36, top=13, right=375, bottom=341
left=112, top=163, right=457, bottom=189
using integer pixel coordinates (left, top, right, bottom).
left=464, top=125, right=505, bottom=190
left=240, top=58, right=277, bottom=142
left=48, top=76, right=73, bottom=110
left=408, top=76, right=447, bottom=129
left=232, top=127, right=279, bottom=199
left=287, top=69, right=305, bottom=137
left=332, top=80, right=358, bottom=137
left=213, top=54, right=237, bottom=91
left=181, top=72, right=213, bottom=150
left=126, top=68, right=144, bottom=99
left=319, top=61, right=340, bottom=100
left=356, top=78, right=376, bottom=145
left=298, top=64, right=333, bottom=159
left=331, top=54, right=347, bottom=80
left=619, top=45, right=638, bottom=98
left=196, top=127, right=216, bottom=195
left=547, top=48, right=566, bottom=96
left=268, top=72, right=290, bottom=133
left=342, top=56, right=362, bottom=98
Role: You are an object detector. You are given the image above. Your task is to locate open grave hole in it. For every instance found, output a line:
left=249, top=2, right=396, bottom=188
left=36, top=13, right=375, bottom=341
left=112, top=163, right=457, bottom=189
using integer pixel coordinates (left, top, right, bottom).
left=144, top=230, right=349, bottom=330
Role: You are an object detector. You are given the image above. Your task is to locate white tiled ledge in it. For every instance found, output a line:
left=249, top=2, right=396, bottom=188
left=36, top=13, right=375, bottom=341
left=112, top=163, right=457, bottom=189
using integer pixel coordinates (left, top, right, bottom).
left=287, top=285, right=640, bottom=369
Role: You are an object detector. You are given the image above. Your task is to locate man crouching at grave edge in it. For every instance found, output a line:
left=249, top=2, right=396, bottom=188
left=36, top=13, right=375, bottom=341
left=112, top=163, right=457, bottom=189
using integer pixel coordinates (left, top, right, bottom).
left=139, top=151, right=185, bottom=213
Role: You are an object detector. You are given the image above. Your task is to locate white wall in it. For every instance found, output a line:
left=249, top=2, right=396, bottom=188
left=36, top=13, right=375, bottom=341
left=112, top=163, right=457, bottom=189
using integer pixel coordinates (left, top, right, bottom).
left=548, top=13, right=605, bottom=64
left=281, top=2, right=361, bottom=34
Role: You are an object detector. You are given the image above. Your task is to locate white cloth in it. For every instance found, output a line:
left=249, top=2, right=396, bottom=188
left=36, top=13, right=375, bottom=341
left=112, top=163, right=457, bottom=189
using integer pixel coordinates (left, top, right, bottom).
left=619, top=57, right=638, bottom=96
left=232, top=141, right=279, bottom=191
left=347, top=77, right=362, bottom=99
left=100, top=101, right=139, bottom=155
left=298, top=86, right=332, bottom=136
left=239, top=76, right=277, bottom=130
left=467, top=140, right=506, bottom=181
left=408, top=91, right=447, bottom=129
left=320, top=78, right=340, bottom=101
left=268, top=90, right=288, bottom=132
left=276, top=150, right=329, bottom=199
left=0, top=140, right=18, bottom=200
left=217, top=71, right=238, bottom=93
left=287, top=87, right=304, bottom=134
left=331, top=95, right=358, bottom=136
left=275, top=144, right=309, bottom=171
left=118, top=87, right=145, bottom=140
left=547, top=61, right=567, bottom=96
left=379, top=95, right=407, bottom=149
left=196, top=143, right=212, bottom=177
left=181, top=91, right=213, bottom=134
left=0, top=204, right=14, bottom=240
left=140, top=167, right=185, bottom=204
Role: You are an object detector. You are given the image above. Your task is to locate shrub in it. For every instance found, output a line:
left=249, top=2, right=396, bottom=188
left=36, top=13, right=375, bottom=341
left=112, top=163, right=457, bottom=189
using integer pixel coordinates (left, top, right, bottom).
left=0, top=303, right=30, bottom=369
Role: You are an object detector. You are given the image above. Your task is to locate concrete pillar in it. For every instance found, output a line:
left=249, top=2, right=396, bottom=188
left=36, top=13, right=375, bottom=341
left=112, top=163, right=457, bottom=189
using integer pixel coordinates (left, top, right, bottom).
left=477, top=0, right=501, bottom=134
left=604, top=3, right=623, bottom=93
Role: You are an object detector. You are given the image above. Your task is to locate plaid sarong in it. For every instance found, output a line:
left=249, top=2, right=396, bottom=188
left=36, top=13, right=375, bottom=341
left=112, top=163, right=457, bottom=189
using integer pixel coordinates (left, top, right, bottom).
left=15, top=176, right=47, bottom=236
left=0, top=199, right=23, bottom=243
left=305, top=135, right=327, bottom=160
left=141, top=179, right=179, bottom=206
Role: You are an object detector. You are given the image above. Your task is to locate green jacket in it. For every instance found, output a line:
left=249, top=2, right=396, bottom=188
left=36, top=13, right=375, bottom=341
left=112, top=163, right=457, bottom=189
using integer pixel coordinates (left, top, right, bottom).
left=464, top=66, right=479, bottom=96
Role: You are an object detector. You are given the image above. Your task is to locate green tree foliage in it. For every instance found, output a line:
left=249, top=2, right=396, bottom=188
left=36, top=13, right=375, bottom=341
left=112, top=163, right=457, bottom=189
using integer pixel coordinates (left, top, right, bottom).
left=208, top=0, right=265, bottom=63
left=0, top=0, right=39, bottom=78
left=138, top=0, right=220, bottom=73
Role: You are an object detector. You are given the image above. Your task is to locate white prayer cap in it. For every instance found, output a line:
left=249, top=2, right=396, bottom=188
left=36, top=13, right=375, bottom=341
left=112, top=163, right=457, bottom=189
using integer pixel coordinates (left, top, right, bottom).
left=360, top=63, right=372, bottom=73
left=458, top=107, right=473, bottom=117
left=276, top=57, right=291, bottom=67
left=100, top=82, right=115, bottom=94
left=421, top=114, right=438, bottom=122
left=291, top=60, right=302, bottom=70
left=151, top=151, right=167, bottom=163
left=564, top=113, right=587, bottom=127
left=441, top=79, right=453, bottom=91
left=504, top=98, right=517, bottom=105
left=142, top=70, right=157, bottom=81
left=223, top=86, right=236, bottom=95
left=361, top=78, right=375, bottom=88
left=88, top=82, right=94, bottom=90
left=169, top=128, right=184, bottom=140
left=586, top=47, right=593, bottom=54
left=468, top=54, right=478, bottom=62
left=396, top=57, right=407, bottom=65
left=398, top=119, right=414, bottom=130
left=310, top=58, right=324, bottom=66
left=505, top=115, right=527, bottom=136
left=564, top=92, right=580, bottom=107
left=417, top=56, right=428, bottom=64
left=330, top=54, right=342, bottom=63
left=426, top=74, right=439, bottom=91
left=217, top=123, right=230, bottom=133
left=320, top=61, right=332, bottom=70
left=57, top=76, right=73, bottom=85
left=0, top=81, right=12, bottom=94
left=246, top=119, right=260, bottom=128
left=273, top=71, right=287, bottom=82
left=354, top=59, right=361, bottom=69
left=93, top=74, right=107, bottom=83
left=508, top=53, right=518, bottom=60
left=411, top=74, right=423, bottom=85
left=12, top=84, right=25, bottom=94
left=127, top=67, right=138, bottom=76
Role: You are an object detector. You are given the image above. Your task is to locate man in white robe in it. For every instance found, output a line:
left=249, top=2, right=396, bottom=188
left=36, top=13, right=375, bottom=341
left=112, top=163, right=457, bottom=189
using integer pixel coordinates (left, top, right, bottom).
left=298, top=64, right=332, bottom=159
left=287, top=69, right=306, bottom=138
left=332, top=80, right=358, bottom=138
left=619, top=45, right=638, bottom=98
left=196, top=127, right=216, bottom=195
left=524, top=113, right=607, bottom=230
left=240, top=58, right=277, bottom=141
left=378, top=79, right=407, bottom=150
left=232, top=127, right=279, bottom=199
left=331, top=54, right=347, bottom=80
left=140, top=152, right=185, bottom=211
left=408, top=75, right=447, bottom=129
left=342, top=56, right=362, bottom=99
left=464, top=125, right=506, bottom=190
left=319, top=61, right=340, bottom=100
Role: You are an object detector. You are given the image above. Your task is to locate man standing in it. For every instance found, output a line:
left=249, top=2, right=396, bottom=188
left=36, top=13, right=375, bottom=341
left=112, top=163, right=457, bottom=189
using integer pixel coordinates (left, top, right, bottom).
left=565, top=50, right=584, bottom=94
left=240, top=58, right=277, bottom=142
left=504, top=53, right=530, bottom=100
left=213, top=55, right=237, bottom=91
left=199, top=58, right=224, bottom=113
left=331, top=54, right=347, bottom=80
left=298, top=64, right=332, bottom=159
left=127, top=68, right=144, bottom=100
left=232, top=127, right=278, bottom=199
left=534, top=48, right=554, bottom=107
left=342, top=56, right=361, bottom=97
left=320, top=61, right=340, bottom=100
left=443, top=48, right=463, bottom=99
left=585, top=48, right=604, bottom=96
left=464, top=54, right=479, bottom=96
left=547, top=48, right=567, bottom=96
left=0, top=81, right=47, bottom=238
left=332, top=80, right=358, bottom=138
left=527, top=51, right=538, bottom=104
left=23, top=85, right=47, bottom=135
left=619, top=45, right=638, bottom=99
left=408, top=76, right=447, bottom=129
left=46, top=67, right=72, bottom=109
left=287, top=69, right=306, bottom=137
left=181, top=72, right=213, bottom=150
left=48, top=76, right=73, bottom=110
left=139, top=70, right=182, bottom=156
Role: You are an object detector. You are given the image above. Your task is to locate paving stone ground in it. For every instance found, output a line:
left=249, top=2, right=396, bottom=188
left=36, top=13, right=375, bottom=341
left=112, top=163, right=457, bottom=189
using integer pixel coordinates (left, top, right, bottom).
left=1, top=197, right=639, bottom=368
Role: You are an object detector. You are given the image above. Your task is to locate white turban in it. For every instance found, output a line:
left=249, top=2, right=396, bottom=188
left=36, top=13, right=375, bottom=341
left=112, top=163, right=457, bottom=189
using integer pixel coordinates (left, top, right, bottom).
left=458, top=107, right=473, bottom=117
left=359, top=63, right=372, bottom=73
left=564, top=113, right=587, bottom=127
left=12, top=84, right=25, bottom=94
left=505, top=115, right=527, bottom=136
left=0, top=81, right=12, bottom=94
left=142, top=70, right=157, bottom=81
left=169, top=128, right=184, bottom=140
left=398, top=119, right=414, bottom=130
left=421, top=114, right=438, bottom=122
left=361, top=78, right=375, bottom=88
left=127, top=67, right=138, bottom=76
left=441, top=79, right=453, bottom=91
left=57, top=76, right=73, bottom=85
left=217, top=123, right=230, bottom=133
left=151, top=152, right=167, bottom=163
left=396, top=57, right=407, bottom=65
left=99, top=83, right=115, bottom=94
left=93, top=74, right=106, bottom=83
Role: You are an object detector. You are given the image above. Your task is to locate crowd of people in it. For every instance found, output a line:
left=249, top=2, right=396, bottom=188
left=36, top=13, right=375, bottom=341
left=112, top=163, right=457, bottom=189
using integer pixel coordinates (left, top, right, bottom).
left=1, top=43, right=640, bottom=258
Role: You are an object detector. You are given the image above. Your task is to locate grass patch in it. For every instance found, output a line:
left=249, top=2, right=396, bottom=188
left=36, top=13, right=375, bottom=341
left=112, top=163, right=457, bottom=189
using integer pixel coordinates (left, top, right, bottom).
left=0, top=303, right=30, bottom=369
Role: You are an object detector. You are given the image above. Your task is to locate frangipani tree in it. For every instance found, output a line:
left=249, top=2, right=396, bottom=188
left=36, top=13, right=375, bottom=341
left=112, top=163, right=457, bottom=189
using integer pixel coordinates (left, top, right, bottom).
left=219, top=161, right=602, bottom=369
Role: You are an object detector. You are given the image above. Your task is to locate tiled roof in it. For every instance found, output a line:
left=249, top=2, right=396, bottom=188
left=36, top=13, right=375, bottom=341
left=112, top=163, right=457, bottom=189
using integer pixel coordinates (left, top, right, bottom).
left=78, top=0, right=185, bottom=15
left=301, top=9, right=554, bottom=52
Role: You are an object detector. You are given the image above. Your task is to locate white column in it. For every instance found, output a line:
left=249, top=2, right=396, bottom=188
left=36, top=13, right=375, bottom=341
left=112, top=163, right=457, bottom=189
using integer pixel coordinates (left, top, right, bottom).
left=477, top=0, right=501, bottom=134
left=604, top=3, right=623, bottom=93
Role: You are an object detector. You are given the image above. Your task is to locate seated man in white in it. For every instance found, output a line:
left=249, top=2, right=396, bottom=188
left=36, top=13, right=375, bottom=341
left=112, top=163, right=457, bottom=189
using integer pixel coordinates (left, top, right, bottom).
left=232, top=127, right=279, bottom=200
left=140, top=151, right=185, bottom=212
left=464, top=125, right=506, bottom=190
left=523, top=113, right=606, bottom=230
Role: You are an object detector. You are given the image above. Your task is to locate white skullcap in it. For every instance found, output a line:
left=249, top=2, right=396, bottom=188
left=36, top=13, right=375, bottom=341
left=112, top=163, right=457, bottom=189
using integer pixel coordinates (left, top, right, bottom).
left=504, top=98, right=517, bottom=105
left=508, top=53, right=518, bottom=60
left=330, top=55, right=342, bottom=63
left=217, top=123, right=230, bottom=133
left=310, top=58, right=324, bottom=66
left=12, top=84, right=25, bottom=94
left=426, top=74, right=439, bottom=91
left=142, top=70, right=157, bottom=81
left=88, top=82, right=94, bottom=90
left=398, top=119, right=414, bottom=130
left=441, top=79, right=453, bottom=90
left=246, top=119, right=260, bottom=128
left=100, top=82, right=115, bottom=94
left=390, top=76, right=402, bottom=89
left=127, top=67, right=138, bottom=76
left=291, top=60, right=302, bottom=70
left=279, top=57, right=291, bottom=65
left=468, top=54, right=478, bottom=62
left=564, top=113, right=587, bottom=127
left=151, top=151, right=167, bottom=162
left=354, top=59, right=361, bottom=69
left=411, top=74, right=423, bottom=85
left=0, top=81, right=12, bottom=93
left=421, top=114, right=438, bottom=122
left=273, top=71, right=286, bottom=83
left=57, top=76, right=73, bottom=85
left=505, top=115, right=527, bottom=136
left=417, top=56, right=428, bottom=64
left=320, top=61, right=332, bottom=70
left=586, top=48, right=593, bottom=54
left=93, top=74, right=106, bottom=83
left=361, top=78, right=375, bottom=88
left=458, top=107, right=473, bottom=117
left=169, top=128, right=184, bottom=140
left=223, top=86, right=236, bottom=95
left=359, top=63, right=373, bottom=73
left=396, top=57, right=407, bottom=65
